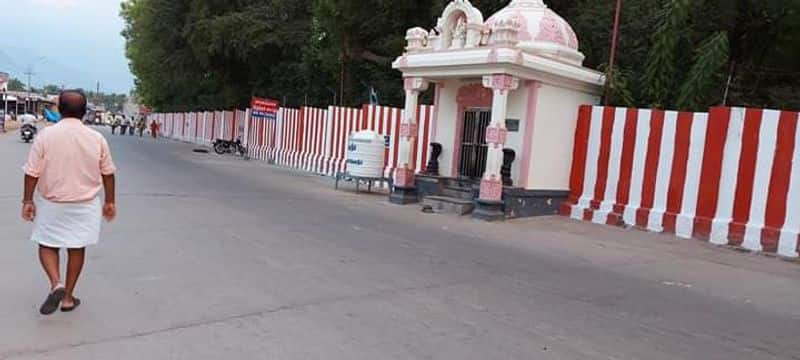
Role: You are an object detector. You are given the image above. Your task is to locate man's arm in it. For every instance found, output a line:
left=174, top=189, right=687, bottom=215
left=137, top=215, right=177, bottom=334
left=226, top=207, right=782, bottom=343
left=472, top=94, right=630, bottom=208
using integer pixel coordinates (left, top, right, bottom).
left=21, top=175, right=38, bottom=221
left=23, top=175, right=38, bottom=203
left=102, top=174, right=116, bottom=222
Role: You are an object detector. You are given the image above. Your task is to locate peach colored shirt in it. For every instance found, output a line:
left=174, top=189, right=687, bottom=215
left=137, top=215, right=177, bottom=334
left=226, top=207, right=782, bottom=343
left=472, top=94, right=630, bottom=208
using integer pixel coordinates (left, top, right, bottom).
left=23, top=118, right=116, bottom=203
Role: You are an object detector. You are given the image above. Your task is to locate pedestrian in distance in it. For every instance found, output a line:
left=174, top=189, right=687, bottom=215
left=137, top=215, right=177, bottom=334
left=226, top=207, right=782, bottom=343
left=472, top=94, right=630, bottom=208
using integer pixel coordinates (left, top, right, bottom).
left=150, top=120, right=160, bottom=139
left=119, top=115, right=129, bottom=136
left=127, top=117, right=135, bottom=136
left=21, top=90, right=117, bottom=315
left=111, top=116, right=120, bottom=135
left=137, top=118, right=146, bottom=137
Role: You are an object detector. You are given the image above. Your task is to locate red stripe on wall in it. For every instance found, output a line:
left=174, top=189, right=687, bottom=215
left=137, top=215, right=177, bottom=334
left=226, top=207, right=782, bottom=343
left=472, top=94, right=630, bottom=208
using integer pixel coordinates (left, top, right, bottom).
left=298, top=108, right=305, bottom=161
left=693, top=107, right=731, bottom=239
left=211, top=112, right=217, bottom=141
left=761, top=111, right=799, bottom=252
left=613, top=108, right=639, bottom=214
left=662, top=112, right=694, bottom=232
left=729, top=109, right=764, bottom=245
left=231, top=111, right=236, bottom=140
left=590, top=107, right=617, bottom=209
left=566, top=105, right=592, bottom=206
left=392, top=109, right=401, bottom=172
left=636, top=110, right=665, bottom=227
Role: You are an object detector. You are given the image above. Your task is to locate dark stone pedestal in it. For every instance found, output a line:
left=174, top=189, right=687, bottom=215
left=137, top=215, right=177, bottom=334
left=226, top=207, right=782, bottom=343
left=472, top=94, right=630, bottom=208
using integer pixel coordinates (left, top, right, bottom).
left=390, top=186, right=419, bottom=205
left=503, top=189, right=569, bottom=218
left=415, top=175, right=444, bottom=198
left=472, top=199, right=505, bottom=222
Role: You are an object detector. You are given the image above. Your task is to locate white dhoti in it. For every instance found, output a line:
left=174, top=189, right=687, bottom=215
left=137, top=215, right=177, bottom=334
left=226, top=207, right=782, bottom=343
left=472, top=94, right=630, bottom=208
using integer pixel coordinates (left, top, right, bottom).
left=31, top=195, right=102, bottom=249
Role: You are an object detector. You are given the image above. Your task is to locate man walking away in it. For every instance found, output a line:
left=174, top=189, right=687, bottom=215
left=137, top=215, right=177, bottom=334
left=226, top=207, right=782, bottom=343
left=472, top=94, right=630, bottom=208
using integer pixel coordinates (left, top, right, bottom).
left=21, top=90, right=117, bottom=315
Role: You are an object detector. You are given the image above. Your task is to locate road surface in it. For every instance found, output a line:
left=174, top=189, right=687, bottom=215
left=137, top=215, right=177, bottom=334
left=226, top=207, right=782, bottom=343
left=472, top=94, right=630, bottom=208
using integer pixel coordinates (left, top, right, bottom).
left=0, top=127, right=799, bottom=359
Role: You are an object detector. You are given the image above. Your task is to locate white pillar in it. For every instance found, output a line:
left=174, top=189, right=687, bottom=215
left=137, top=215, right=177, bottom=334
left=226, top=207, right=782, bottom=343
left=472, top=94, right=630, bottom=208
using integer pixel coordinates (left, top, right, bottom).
left=394, top=77, right=429, bottom=187
left=479, top=74, right=519, bottom=202
left=391, top=77, right=429, bottom=204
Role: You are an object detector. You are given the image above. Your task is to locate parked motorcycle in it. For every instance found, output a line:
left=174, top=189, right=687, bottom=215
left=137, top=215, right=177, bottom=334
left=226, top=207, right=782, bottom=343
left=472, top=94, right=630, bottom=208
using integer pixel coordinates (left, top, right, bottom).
left=213, top=137, right=247, bottom=156
left=20, top=124, right=36, bottom=143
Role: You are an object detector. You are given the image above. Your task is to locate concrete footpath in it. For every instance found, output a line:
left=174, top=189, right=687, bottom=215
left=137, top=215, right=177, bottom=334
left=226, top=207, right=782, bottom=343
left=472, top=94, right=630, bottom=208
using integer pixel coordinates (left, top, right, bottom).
left=0, top=127, right=798, bottom=359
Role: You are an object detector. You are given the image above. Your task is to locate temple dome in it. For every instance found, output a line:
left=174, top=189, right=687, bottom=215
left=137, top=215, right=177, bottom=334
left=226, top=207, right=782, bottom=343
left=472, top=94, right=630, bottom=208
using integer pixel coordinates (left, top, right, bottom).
left=486, top=0, right=585, bottom=65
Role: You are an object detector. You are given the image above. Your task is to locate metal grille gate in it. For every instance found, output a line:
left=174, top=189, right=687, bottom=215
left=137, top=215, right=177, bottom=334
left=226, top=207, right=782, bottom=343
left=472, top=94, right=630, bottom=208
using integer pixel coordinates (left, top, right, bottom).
left=458, top=108, right=491, bottom=179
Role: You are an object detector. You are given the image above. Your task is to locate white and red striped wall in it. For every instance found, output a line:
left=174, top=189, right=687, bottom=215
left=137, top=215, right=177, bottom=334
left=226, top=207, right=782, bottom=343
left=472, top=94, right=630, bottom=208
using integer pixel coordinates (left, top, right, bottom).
left=362, top=104, right=435, bottom=178
left=563, top=105, right=800, bottom=258
left=150, top=109, right=247, bottom=146
left=149, top=103, right=436, bottom=182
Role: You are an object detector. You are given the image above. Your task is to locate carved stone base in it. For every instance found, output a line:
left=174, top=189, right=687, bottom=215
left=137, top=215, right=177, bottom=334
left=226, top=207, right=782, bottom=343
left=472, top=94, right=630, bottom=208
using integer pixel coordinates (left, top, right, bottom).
left=390, top=186, right=419, bottom=205
left=472, top=199, right=505, bottom=222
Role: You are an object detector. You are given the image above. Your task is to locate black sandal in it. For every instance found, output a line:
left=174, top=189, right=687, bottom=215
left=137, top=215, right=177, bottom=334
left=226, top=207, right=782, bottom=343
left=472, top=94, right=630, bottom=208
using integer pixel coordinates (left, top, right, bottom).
left=40, top=287, right=66, bottom=315
left=61, top=298, right=81, bottom=312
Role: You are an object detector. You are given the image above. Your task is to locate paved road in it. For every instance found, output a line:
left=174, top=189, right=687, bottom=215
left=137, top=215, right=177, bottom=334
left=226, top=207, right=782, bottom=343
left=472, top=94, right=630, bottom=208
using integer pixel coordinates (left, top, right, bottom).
left=1, top=127, right=799, bottom=359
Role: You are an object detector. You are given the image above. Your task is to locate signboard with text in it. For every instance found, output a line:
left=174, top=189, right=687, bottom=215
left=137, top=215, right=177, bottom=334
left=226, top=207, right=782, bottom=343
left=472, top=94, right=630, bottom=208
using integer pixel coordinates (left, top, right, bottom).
left=251, top=97, right=280, bottom=121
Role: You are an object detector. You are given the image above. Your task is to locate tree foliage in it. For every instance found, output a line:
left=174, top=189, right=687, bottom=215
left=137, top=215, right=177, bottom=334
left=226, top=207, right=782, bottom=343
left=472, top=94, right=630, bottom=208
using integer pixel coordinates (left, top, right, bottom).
left=122, top=0, right=800, bottom=112
left=7, top=78, right=26, bottom=91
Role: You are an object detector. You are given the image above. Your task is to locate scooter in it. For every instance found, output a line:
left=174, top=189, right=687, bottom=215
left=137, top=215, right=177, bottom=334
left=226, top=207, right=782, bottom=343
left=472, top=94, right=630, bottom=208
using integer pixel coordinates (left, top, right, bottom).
left=213, top=137, right=247, bottom=156
left=20, top=124, right=36, bottom=143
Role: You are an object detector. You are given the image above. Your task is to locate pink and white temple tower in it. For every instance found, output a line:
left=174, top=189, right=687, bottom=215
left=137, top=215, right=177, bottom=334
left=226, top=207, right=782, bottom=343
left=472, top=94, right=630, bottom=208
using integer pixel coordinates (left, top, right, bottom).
left=391, top=0, right=605, bottom=220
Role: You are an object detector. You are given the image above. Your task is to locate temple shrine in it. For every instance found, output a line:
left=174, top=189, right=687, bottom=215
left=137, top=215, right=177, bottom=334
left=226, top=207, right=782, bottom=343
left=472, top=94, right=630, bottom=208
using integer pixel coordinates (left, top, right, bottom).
left=390, top=0, right=606, bottom=220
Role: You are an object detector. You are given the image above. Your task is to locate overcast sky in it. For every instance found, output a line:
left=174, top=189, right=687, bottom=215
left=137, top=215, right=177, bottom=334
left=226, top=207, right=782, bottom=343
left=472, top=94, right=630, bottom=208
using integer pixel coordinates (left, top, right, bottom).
left=0, top=0, right=133, bottom=94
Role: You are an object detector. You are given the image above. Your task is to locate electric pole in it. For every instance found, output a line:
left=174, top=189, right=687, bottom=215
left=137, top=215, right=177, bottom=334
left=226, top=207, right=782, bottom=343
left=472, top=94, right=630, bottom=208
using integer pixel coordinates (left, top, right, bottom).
left=24, top=67, right=36, bottom=114
left=96, top=81, right=101, bottom=110
left=604, top=0, right=623, bottom=105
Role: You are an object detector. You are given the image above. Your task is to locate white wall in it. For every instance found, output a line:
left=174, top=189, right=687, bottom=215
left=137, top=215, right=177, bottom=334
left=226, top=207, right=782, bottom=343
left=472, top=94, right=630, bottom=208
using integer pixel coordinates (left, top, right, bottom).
left=505, top=87, right=529, bottom=185
left=526, top=83, right=599, bottom=190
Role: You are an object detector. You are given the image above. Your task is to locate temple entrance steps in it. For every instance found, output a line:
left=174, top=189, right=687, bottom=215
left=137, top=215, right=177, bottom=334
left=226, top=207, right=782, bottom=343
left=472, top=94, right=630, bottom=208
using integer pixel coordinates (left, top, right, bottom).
left=422, top=196, right=475, bottom=216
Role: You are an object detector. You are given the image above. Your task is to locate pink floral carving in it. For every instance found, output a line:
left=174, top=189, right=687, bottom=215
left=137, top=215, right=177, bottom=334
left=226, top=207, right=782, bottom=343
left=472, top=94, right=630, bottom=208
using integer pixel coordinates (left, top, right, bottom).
left=399, top=123, right=418, bottom=138
left=480, top=178, right=504, bottom=201
left=511, top=12, right=532, bottom=41
left=485, top=126, right=508, bottom=145
left=394, top=167, right=415, bottom=187
left=490, top=74, right=517, bottom=91
left=456, top=83, right=493, bottom=108
left=565, top=22, right=579, bottom=50
left=535, top=11, right=566, bottom=46
left=487, top=11, right=532, bottom=41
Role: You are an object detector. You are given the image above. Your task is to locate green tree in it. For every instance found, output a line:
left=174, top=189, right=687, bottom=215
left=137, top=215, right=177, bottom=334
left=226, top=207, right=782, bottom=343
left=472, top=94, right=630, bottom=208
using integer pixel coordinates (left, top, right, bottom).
left=7, top=78, right=25, bottom=91
left=121, top=0, right=800, bottom=112
left=41, top=84, right=62, bottom=95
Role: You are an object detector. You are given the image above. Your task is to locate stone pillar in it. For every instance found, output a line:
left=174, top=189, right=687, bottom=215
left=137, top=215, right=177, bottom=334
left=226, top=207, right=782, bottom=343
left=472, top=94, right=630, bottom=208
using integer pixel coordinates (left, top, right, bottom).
left=390, top=77, right=429, bottom=205
left=473, top=74, right=519, bottom=221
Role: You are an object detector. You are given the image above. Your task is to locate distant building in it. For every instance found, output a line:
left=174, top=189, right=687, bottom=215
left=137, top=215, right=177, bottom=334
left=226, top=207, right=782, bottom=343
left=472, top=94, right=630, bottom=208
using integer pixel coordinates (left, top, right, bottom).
left=1, top=90, right=57, bottom=117
left=0, top=72, right=8, bottom=92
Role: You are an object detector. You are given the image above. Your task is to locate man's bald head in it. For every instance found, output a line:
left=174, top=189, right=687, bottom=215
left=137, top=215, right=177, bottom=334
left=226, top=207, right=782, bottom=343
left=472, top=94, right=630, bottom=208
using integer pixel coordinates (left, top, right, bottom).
left=58, top=90, right=88, bottom=119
